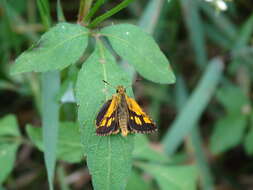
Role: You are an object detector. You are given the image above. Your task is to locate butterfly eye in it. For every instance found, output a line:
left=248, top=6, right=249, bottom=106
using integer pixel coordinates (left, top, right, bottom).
left=116, top=89, right=119, bottom=93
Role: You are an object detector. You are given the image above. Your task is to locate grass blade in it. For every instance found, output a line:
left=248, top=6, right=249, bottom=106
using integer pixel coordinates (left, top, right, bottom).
left=36, top=0, right=51, bottom=29
left=201, top=2, right=237, bottom=40
left=163, top=58, right=223, bottom=155
left=233, top=12, right=253, bottom=49
left=180, top=0, right=207, bottom=68
left=175, top=77, right=214, bottom=190
left=88, top=0, right=134, bottom=28
left=42, top=71, right=60, bottom=190
left=191, top=128, right=214, bottom=190
left=138, top=0, right=164, bottom=35
left=57, top=0, right=66, bottom=22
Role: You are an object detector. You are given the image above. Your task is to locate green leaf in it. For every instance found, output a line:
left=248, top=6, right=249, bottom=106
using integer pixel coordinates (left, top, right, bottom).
left=137, top=163, right=198, bottom=190
left=0, top=144, right=19, bottom=184
left=0, top=114, right=21, bottom=184
left=216, top=85, right=250, bottom=114
left=11, top=22, right=89, bottom=74
left=76, top=40, right=134, bottom=190
left=210, top=114, right=247, bottom=154
left=175, top=77, right=214, bottom=190
left=101, top=24, right=175, bottom=84
left=0, top=114, right=20, bottom=137
left=163, top=58, right=223, bottom=155
left=126, top=169, right=150, bottom=190
left=133, top=134, right=168, bottom=163
left=180, top=0, right=207, bottom=67
left=244, top=114, right=253, bottom=155
left=201, top=2, right=237, bottom=41
left=244, top=126, right=253, bottom=155
left=41, top=71, right=60, bottom=190
left=26, top=122, right=84, bottom=163
left=233, top=12, right=253, bottom=49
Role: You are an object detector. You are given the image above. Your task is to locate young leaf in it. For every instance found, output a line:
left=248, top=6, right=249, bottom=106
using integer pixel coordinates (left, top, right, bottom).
left=0, top=115, right=21, bottom=183
left=26, top=122, right=84, bottom=163
left=216, top=85, right=250, bottom=114
left=126, top=169, right=151, bottom=190
left=137, top=163, right=198, bottom=190
left=0, top=144, right=19, bottom=184
left=210, top=114, right=247, bottom=154
left=133, top=134, right=168, bottom=163
left=244, top=126, right=253, bottom=155
left=244, top=114, right=253, bottom=155
left=0, top=114, right=20, bottom=137
left=76, top=41, right=134, bottom=190
left=11, top=22, right=89, bottom=74
left=101, top=24, right=175, bottom=84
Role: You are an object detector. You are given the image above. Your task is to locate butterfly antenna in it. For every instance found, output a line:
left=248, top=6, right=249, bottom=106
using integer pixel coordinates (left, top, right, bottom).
left=102, top=80, right=116, bottom=89
left=102, top=80, right=111, bottom=86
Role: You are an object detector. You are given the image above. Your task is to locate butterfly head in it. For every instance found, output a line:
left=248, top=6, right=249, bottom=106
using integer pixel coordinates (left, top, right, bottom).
left=116, top=86, right=126, bottom=95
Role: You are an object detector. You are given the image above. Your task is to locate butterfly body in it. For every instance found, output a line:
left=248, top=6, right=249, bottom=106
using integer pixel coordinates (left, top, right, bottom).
left=96, top=85, right=157, bottom=136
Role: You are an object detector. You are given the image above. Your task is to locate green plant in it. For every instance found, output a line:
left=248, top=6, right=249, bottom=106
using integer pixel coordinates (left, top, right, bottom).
left=2, top=0, right=253, bottom=189
left=2, top=0, right=190, bottom=189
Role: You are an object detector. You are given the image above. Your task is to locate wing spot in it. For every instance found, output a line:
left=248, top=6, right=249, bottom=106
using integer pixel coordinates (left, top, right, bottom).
left=135, top=116, right=142, bottom=125
left=143, top=117, right=152, bottom=124
left=100, top=119, right=106, bottom=126
left=107, top=118, right=112, bottom=127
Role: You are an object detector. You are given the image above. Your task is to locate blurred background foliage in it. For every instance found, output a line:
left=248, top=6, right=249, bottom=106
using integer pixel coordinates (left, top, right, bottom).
left=1, top=0, right=253, bottom=189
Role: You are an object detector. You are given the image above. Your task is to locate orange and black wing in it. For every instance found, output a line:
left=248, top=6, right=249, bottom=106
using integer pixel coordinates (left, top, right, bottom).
left=96, top=97, right=120, bottom=136
left=126, top=96, right=157, bottom=133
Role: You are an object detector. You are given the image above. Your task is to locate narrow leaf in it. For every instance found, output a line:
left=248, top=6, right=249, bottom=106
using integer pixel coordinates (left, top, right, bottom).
left=11, top=23, right=89, bottom=74
left=244, top=127, right=253, bottom=155
left=101, top=24, right=175, bottom=84
left=180, top=0, right=207, bottom=67
left=233, top=12, right=253, bottom=49
left=175, top=77, right=215, bottom=190
left=163, top=58, right=223, bottom=155
left=42, top=71, right=60, bottom=190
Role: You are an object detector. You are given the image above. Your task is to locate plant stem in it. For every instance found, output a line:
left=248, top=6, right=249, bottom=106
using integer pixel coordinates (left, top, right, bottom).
left=88, top=0, right=134, bottom=28
left=84, top=0, right=105, bottom=23
left=36, top=0, right=51, bottom=29
left=78, top=0, right=94, bottom=24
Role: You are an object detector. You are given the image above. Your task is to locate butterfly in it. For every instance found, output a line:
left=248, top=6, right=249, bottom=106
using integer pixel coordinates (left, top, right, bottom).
left=96, top=83, right=157, bottom=136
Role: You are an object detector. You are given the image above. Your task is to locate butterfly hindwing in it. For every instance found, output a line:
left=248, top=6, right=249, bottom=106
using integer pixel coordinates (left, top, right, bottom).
left=126, top=96, right=157, bottom=133
left=96, top=111, right=119, bottom=136
left=96, top=96, right=120, bottom=136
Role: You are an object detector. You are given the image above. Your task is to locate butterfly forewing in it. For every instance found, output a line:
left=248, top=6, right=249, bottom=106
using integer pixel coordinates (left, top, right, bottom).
left=96, top=97, right=120, bottom=136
